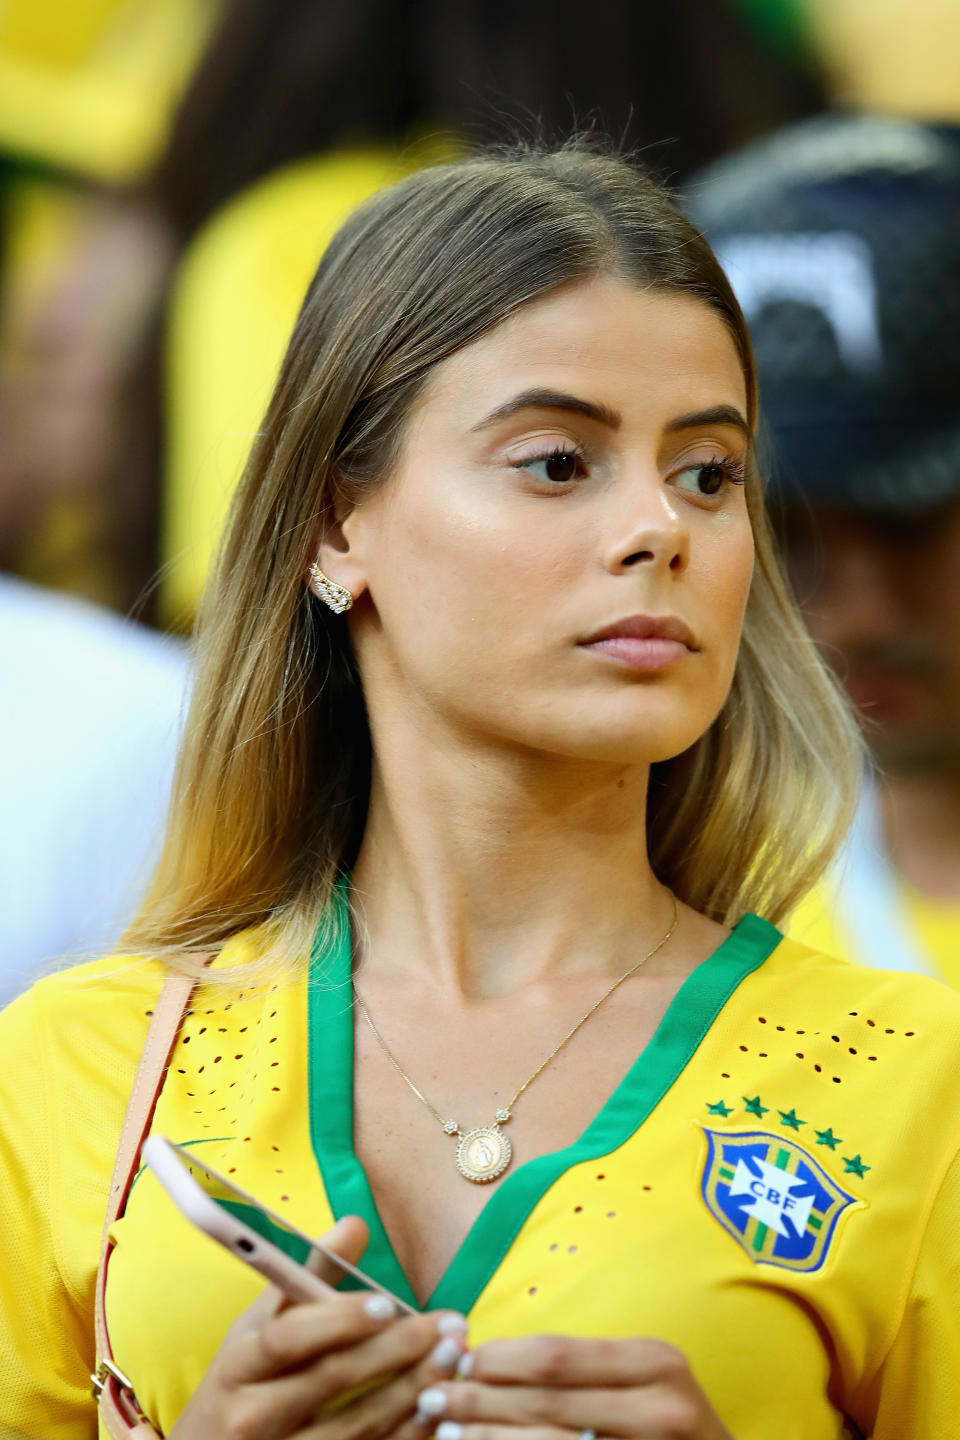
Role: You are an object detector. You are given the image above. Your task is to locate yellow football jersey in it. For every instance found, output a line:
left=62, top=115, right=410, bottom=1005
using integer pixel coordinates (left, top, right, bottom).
left=2, top=900, right=960, bottom=1439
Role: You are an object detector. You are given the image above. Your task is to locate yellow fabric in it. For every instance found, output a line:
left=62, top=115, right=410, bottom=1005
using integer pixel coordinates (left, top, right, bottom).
left=3, top=933, right=960, bottom=1438
left=159, top=147, right=435, bottom=627
left=900, top=886, right=960, bottom=990
left=789, top=878, right=960, bottom=987
left=788, top=884, right=856, bottom=968
left=804, top=0, right=960, bottom=123
left=0, top=0, right=224, bottom=180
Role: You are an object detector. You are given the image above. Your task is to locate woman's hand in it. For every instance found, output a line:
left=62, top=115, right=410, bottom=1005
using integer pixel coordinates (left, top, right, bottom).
left=170, top=1217, right=468, bottom=1440
left=413, top=1334, right=733, bottom=1440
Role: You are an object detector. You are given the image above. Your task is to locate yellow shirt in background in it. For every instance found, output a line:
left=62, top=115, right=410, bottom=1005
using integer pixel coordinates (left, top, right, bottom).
left=900, top=884, right=960, bottom=990
left=789, top=868, right=960, bottom=989
left=0, top=0, right=224, bottom=181
left=788, top=781, right=960, bottom=987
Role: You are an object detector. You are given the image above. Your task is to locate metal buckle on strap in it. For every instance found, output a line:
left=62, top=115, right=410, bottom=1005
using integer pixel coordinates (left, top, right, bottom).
left=91, top=1355, right=136, bottom=1400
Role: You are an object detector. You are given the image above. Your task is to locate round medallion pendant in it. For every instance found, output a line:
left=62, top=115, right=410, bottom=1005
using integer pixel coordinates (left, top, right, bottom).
left=455, top=1125, right=513, bottom=1183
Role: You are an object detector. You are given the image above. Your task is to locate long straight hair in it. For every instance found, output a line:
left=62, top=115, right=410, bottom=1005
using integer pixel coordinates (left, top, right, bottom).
left=124, top=138, right=862, bottom=975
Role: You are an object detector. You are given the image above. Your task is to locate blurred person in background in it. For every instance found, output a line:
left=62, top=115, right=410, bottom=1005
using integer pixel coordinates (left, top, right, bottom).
left=0, top=0, right=226, bottom=609
left=0, top=1, right=207, bottom=996
left=688, top=113, right=960, bottom=982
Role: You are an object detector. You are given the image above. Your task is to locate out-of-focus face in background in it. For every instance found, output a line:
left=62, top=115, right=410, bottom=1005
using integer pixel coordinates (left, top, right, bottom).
left=687, top=114, right=960, bottom=786
left=782, top=500, right=960, bottom=774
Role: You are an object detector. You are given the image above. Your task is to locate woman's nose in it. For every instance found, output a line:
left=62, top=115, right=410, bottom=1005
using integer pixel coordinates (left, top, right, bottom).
left=602, top=486, right=689, bottom=576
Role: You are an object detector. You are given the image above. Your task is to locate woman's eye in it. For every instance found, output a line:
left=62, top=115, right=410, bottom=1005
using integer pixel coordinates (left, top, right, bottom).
left=673, top=458, right=745, bottom=496
left=516, top=450, right=585, bottom=485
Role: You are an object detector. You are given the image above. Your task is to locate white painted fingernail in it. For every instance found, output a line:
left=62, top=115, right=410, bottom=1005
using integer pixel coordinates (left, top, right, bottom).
left=436, top=1425, right=463, bottom=1440
left=363, top=1294, right=395, bottom=1320
left=436, top=1312, right=469, bottom=1335
left=455, top=1351, right=474, bottom=1378
left=416, top=1387, right=448, bottom=1418
left=430, top=1337, right=463, bottom=1370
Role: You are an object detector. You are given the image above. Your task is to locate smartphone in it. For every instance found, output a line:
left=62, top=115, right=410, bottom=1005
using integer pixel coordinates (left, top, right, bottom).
left=143, top=1134, right=416, bottom=1313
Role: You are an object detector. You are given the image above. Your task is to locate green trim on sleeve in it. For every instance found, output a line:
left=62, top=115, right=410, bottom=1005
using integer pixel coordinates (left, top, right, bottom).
left=307, top=887, right=782, bottom=1317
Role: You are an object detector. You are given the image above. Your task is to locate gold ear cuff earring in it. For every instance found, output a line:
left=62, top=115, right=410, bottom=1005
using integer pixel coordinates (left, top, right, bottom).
left=308, top=563, right=354, bottom=614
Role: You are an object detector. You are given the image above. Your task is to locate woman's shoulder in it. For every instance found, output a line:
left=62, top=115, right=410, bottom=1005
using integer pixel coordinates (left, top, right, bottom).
left=1, top=952, right=168, bottom=1062
left=752, top=927, right=960, bottom=1096
left=0, top=928, right=277, bottom=1074
left=0, top=955, right=171, bottom=1167
left=766, top=927, right=960, bottom=1017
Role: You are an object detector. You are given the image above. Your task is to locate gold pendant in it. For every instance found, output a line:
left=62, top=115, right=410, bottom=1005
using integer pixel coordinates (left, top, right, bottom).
left=455, top=1125, right=512, bottom=1183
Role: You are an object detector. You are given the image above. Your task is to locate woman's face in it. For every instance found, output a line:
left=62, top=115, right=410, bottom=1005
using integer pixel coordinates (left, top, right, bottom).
left=335, top=275, right=755, bottom=766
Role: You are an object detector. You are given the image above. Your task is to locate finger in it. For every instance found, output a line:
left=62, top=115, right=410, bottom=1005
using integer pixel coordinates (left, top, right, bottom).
left=222, top=1214, right=374, bottom=1348
left=412, top=1383, right=639, bottom=1438
left=299, top=1214, right=372, bottom=1294
left=223, top=1290, right=398, bottom=1386
left=424, top=1414, right=699, bottom=1440
left=463, top=1336, right=687, bottom=1389
left=418, top=1424, right=570, bottom=1440
left=290, top=1322, right=468, bottom=1440
left=247, top=1311, right=458, bottom=1434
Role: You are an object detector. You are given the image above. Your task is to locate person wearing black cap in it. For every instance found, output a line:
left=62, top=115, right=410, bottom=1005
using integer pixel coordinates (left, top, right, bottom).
left=688, top=113, right=960, bottom=984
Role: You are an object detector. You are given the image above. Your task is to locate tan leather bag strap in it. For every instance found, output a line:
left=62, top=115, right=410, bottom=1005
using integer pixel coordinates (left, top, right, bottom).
left=93, top=963, right=205, bottom=1438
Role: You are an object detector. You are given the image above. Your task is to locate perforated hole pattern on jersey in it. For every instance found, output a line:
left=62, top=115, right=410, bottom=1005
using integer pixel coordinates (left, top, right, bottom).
left=524, top=1173, right=651, bottom=1299
left=149, top=979, right=299, bottom=1203
left=735, top=1009, right=917, bottom=1085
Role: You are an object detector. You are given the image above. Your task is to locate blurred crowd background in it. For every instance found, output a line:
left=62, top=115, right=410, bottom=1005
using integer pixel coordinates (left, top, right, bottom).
left=3, top=0, right=959, bottom=1002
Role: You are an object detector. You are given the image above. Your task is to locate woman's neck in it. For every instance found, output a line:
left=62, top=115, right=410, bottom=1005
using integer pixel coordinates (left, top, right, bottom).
left=349, top=729, right=672, bottom=1001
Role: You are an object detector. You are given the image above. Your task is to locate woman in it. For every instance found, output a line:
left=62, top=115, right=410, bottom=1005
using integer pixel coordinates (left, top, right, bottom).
left=2, top=140, right=959, bottom=1440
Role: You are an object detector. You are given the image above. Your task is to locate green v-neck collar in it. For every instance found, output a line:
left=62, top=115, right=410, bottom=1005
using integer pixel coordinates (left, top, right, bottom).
left=306, top=884, right=782, bottom=1316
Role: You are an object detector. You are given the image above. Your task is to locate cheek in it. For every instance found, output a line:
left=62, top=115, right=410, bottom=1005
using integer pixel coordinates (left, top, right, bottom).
left=385, top=487, right=565, bottom=630
left=685, top=538, right=755, bottom=732
left=697, top=525, right=755, bottom=647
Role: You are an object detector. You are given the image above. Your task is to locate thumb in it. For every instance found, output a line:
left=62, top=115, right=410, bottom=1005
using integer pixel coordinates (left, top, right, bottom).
left=305, top=1214, right=370, bottom=1288
left=237, top=1215, right=372, bottom=1330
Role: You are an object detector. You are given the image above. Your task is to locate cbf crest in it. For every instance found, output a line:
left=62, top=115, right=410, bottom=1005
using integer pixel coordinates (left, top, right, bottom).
left=701, top=1129, right=856, bottom=1272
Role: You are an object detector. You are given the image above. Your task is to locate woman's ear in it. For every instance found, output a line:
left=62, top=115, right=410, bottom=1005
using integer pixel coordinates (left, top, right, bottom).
left=307, top=509, right=369, bottom=607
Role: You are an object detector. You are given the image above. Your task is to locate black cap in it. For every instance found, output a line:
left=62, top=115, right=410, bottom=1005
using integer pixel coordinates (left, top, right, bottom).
left=685, top=114, right=960, bottom=513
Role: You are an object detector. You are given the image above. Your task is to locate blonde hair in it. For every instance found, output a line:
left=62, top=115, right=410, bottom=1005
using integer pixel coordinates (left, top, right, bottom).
left=124, top=139, right=862, bottom=975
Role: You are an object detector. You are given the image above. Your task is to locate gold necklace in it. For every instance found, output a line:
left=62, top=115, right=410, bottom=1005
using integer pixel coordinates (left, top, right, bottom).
left=352, top=893, right=680, bottom=1184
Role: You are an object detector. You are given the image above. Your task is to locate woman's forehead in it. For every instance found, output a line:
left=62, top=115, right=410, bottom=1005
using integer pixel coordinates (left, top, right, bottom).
left=415, top=276, right=748, bottom=434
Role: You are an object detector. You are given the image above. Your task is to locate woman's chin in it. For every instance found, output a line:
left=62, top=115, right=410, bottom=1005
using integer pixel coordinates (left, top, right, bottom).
left=509, top=719, right=710, bottom=769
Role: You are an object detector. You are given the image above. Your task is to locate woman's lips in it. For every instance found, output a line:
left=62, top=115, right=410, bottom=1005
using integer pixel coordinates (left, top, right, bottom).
left=580, top=635, right=692, bottom=670
left=577, top=613, right=698, bottom=671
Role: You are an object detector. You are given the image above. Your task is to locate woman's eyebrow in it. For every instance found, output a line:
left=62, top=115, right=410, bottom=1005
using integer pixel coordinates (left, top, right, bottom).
left=665, top=405, right=749, bottom=438
left=469, top=388, right=622, bottom=432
